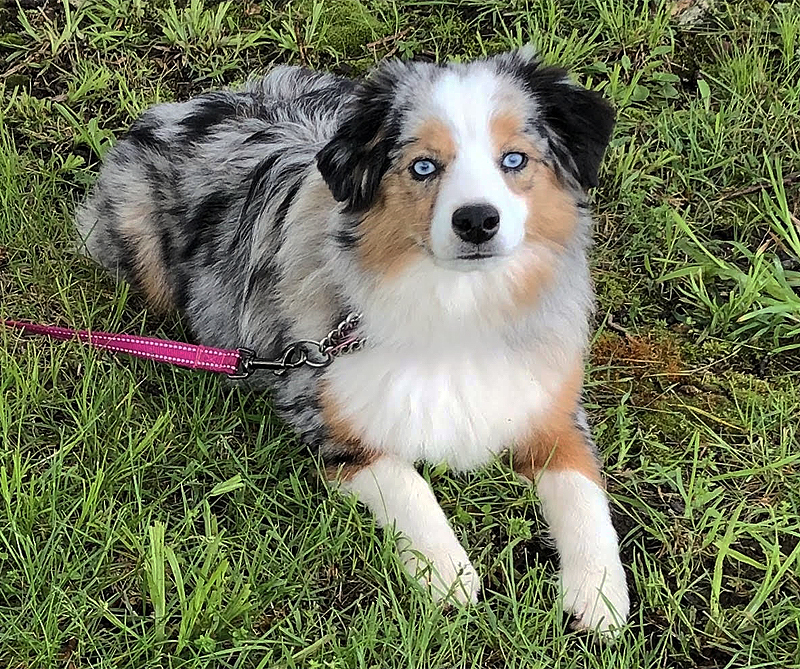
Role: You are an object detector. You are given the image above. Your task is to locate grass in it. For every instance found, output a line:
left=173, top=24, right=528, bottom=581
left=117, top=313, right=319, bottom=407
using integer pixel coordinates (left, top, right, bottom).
left=1, top=0, right=799, bottom=667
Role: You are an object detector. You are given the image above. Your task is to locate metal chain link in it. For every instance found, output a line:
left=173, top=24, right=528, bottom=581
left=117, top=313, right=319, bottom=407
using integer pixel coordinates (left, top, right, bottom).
left=230, top=312, right=366, bottom=379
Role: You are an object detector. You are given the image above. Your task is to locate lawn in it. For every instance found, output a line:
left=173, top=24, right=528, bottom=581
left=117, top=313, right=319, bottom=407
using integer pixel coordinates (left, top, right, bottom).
left=1, top=0, right=799, bottom=667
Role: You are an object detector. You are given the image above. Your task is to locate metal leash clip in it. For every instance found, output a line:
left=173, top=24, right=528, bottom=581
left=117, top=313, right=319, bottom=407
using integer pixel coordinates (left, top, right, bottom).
left=229, top=312, right=365, bottom=379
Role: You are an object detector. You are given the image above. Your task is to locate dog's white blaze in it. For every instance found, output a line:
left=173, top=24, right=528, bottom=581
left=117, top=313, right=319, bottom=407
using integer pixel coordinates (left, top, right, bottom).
left=536, top=470, right=629, bottom=632
left=427, top=69, right=528, bottom=261
left=341, top=456, right=479, bottom=603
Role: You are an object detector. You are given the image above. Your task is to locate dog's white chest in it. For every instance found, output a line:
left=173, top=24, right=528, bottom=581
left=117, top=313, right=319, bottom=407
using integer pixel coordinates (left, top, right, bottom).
left=323, top=342, right=558, bottom=470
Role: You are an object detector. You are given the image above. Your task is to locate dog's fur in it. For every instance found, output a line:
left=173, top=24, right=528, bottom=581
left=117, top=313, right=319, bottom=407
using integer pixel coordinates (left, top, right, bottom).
left=76, top=46, right=629, bottom=632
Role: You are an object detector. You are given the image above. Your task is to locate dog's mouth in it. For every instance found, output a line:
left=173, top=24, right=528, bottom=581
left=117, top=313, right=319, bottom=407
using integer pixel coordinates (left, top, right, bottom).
left=434, top=252, right=507, bottom=272
left=457, top=252, right=496, bottom=260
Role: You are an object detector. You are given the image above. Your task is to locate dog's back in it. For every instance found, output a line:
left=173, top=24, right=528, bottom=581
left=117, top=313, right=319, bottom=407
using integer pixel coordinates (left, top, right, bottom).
left=76, top=66, right=352, bottom=344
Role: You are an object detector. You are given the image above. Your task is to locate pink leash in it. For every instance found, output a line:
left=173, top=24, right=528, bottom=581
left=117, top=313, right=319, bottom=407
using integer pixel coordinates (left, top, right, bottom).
left=3, top=320, right=243, bottom=375
left=2, top=314, right=364, bottom=379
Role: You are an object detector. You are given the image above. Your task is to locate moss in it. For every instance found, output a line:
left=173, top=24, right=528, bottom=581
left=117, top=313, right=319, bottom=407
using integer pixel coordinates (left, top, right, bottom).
left=298, top=0, right=386, bottom=58
left=4, top=73, right=29, bottom=90
left=698, top=337, right=737, bottom=360
left=596, top=273, right=630, bottom=313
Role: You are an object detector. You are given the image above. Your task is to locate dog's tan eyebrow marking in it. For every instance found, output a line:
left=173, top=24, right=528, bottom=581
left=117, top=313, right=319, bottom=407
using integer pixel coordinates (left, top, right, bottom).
left=405, top=118, right=457, bottom=161
left=490, top=112, right=525, bottom=149
left=489, top=111, right=547, bottom=159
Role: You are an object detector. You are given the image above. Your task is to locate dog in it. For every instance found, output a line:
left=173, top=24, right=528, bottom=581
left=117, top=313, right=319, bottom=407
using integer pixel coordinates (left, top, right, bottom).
left=76, top=45, right=629, bottom=633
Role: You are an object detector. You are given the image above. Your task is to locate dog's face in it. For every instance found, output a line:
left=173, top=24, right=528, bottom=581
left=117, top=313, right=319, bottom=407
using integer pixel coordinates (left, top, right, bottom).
left=317, top=47, right=615, bottom=276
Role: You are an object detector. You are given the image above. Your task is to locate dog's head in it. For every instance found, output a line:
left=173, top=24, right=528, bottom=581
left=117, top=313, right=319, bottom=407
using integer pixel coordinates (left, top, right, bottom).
left=316, top=46, right=614, bottom=278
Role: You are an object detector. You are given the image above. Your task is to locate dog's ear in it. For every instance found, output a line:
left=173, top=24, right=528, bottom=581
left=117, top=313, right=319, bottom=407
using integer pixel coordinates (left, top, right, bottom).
left=316, top=64, right=405, bottom=212
left=502, top=47, right=616, bottom=190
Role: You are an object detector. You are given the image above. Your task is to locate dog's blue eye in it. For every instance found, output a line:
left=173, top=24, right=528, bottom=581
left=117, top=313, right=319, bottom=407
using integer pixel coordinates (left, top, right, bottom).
left=411, top=159, right=438, bottom=178
left=501, top=152, right=527, bottom=171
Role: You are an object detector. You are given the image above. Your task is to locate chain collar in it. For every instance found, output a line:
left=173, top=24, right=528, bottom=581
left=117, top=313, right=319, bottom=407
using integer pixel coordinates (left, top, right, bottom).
left=229, top=312, right=365, bottom=379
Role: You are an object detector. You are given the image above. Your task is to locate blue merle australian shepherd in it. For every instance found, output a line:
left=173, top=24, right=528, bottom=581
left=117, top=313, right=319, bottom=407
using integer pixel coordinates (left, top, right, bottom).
left=76, top=46, right=628, bottom=633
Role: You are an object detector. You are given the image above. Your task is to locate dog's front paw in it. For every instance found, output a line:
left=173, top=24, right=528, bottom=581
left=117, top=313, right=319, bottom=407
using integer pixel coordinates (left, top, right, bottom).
left=561, top=560, right=629, bottom=635
left=401, top=543, right=481, bottom=605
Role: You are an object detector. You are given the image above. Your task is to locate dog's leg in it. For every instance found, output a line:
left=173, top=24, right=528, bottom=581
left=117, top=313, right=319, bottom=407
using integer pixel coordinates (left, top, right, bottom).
left=337, top=456, right=480, bottom=605
left=536, top=446, right=628, bottom=634
left=515, top=399, right=629, bottom=634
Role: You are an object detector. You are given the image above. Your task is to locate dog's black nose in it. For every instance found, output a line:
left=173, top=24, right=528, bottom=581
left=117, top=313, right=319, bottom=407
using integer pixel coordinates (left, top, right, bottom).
left=451, top=204, right=500, bottom=245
